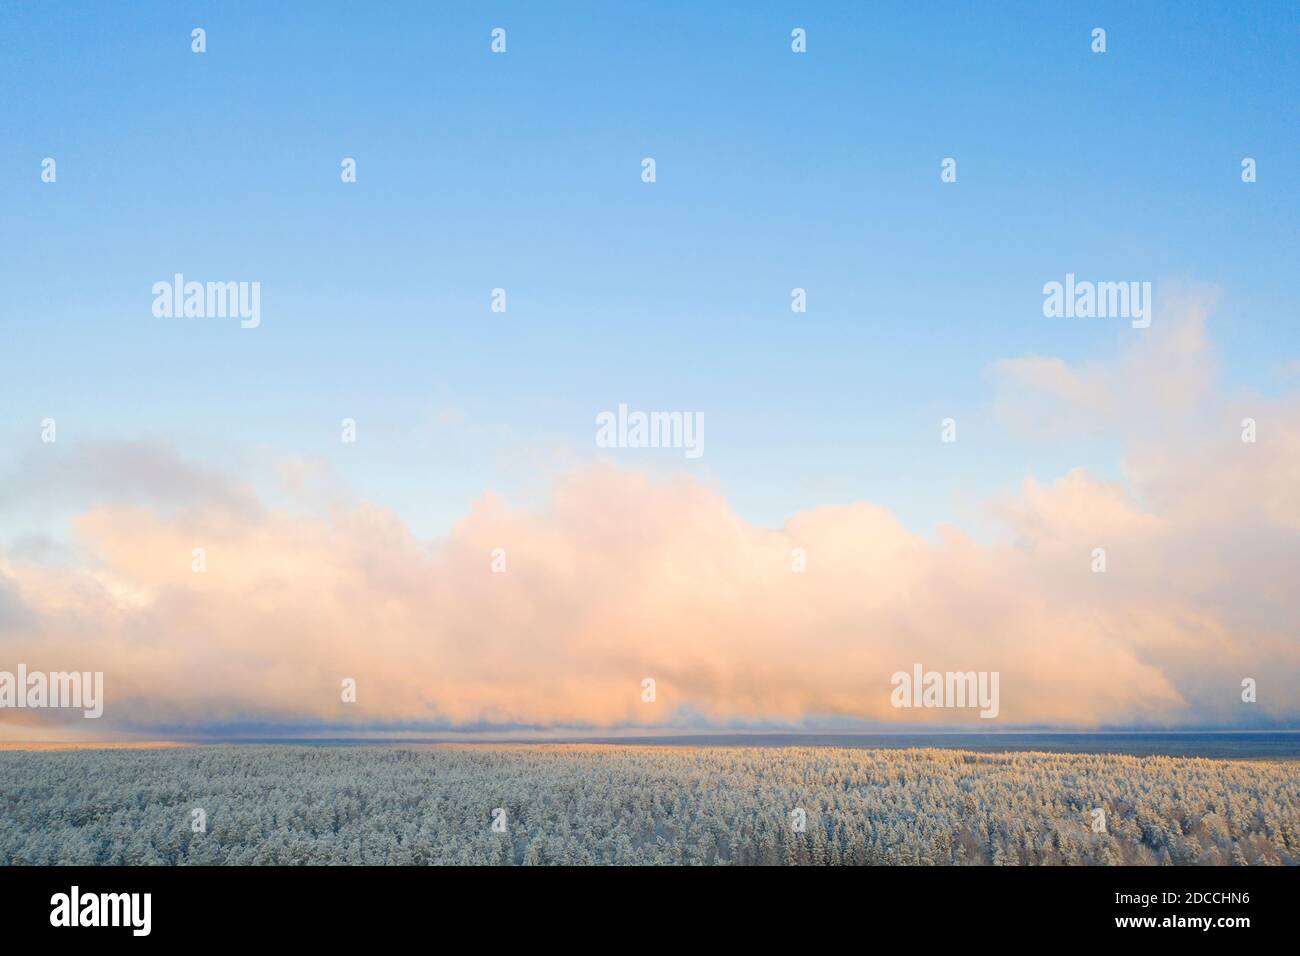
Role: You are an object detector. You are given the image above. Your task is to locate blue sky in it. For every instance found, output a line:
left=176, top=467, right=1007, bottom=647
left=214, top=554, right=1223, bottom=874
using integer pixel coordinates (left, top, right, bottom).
left=2, top=0, right=1297, bottom=541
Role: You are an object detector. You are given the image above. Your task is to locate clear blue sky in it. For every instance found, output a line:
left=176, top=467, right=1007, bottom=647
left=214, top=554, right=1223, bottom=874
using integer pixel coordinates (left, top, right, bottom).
left=2, top=1, right=1297, bottom=540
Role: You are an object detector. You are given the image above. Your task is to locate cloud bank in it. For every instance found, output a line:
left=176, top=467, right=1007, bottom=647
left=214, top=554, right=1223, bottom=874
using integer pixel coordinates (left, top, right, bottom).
left=2, top=290, right=1297, bottom=737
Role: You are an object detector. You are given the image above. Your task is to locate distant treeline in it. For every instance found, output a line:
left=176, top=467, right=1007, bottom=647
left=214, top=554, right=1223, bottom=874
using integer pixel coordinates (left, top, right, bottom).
left=0, top=746, right=1296, bottom=865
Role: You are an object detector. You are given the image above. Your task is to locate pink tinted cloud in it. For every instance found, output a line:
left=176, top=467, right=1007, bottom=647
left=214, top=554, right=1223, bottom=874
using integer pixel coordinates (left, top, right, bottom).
left=1, top=291, right=1297, bottom=736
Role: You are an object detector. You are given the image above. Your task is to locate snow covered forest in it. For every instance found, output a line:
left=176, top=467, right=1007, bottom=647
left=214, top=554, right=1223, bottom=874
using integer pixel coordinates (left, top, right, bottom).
left=1, top=745, right=1296, bottom=865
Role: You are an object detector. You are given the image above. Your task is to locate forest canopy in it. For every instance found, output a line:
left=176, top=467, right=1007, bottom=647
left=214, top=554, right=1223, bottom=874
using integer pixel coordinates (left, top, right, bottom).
left=1, top=745, right=1295, bottom=866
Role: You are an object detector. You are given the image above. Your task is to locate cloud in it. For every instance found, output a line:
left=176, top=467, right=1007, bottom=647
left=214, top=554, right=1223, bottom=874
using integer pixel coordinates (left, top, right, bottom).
left=990, top=284, right=1220, bottom=441
left=1, top=293, right=1297, bottom=737
left=0, top=440, right=260, bottom=516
